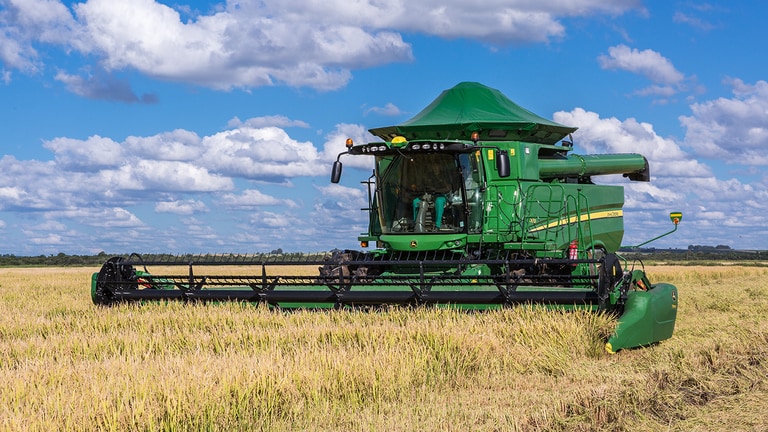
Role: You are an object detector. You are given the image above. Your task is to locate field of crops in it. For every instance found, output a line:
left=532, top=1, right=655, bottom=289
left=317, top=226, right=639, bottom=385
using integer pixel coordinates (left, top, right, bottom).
left=1, top=264, right=766, bottom=431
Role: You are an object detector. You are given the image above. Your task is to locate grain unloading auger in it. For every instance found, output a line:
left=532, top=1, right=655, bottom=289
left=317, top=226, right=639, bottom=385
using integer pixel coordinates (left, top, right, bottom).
left=92, top=82, right=682, bottom=352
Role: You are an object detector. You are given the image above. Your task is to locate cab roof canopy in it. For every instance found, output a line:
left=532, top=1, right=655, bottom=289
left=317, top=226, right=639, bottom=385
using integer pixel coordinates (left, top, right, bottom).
left=369, top=82, right=577, bottom=145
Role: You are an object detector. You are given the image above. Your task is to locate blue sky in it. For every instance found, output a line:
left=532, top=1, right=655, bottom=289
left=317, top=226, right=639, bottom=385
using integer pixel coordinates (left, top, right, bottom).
left=1, top=0, right=767, bottom=255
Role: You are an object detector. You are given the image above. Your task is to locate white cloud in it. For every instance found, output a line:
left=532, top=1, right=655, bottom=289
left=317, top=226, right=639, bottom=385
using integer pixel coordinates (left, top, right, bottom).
left=124, top=130, right=203, bottom=162
left=219, top=189, right=298, bottom=209
left=2, top=1, right=644, bottom=92
left=632, top=84, right=678, bottom=97
left=227, top=115, right=311, bottom=129
left=44, top=135, right=124, bottom=170
left=137, top=160, right=234, bottom=191
left=680, top=79, right=768, bottom=165
left=0, top=0, right=83, bottom=73
left=364, top=102, right=402, bottom=117
left=1, top=120, right=359, bottom=221
left=553, top=95, right=768, bottom=249
left=553, top=108, right=710, bottom=177
left=48, top=207, right=144, bottom=228
left=623, top=182, right=685, bottom=210
left=315, top=183, right=365, bottom=200
left=597, top=44, right=691, bottom=100
left=95, top=160, right=233, bottom=192
left=0, top=157, right=80, bottom=210
left=71, top=0, right=410, bottom=91
left=202, top=126, right=324, bottom=179
left=0, top=186, right=26, bottom=202
left=312, top=183, right=369, bottom=230
left=598, top=44, right=685, bottom=85
left=29, top=233, right=64, bottom=245
left=0, top=118, right=378, bottom=254
left=155, top=199, right=208, bottom=215
left=248, top=210, right=297, bottom=229
left=33, top=219, right=68, bottom=231
left=319, top=123, right=377, bottom=169
left=267, top=0, right=641, bottom=43
left=0, top=30, right=40, bottom=73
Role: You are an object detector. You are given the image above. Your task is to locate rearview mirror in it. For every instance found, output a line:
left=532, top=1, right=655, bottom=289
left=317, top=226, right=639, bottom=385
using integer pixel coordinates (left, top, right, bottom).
left=496, top=150, right=510, bottom=178
left=331, top=161, right=343, bottom=183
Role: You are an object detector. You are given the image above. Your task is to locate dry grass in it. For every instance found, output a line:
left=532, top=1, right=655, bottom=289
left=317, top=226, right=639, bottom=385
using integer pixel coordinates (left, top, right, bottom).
left=0, top=265, right=766, bottom=431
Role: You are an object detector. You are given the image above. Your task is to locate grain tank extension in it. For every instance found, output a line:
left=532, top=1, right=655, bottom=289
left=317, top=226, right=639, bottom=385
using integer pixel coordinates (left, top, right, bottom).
left=92, top=82, right=681, bottom=352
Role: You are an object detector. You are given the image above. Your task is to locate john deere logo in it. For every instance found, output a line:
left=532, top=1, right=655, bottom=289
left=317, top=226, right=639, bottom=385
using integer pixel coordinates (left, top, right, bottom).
left=410, top=240, right=418, bottom=248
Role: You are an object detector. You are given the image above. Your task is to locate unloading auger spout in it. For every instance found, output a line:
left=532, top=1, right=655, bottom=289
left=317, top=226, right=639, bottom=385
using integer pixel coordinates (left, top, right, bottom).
left=92, top=82, right=682, bottom=352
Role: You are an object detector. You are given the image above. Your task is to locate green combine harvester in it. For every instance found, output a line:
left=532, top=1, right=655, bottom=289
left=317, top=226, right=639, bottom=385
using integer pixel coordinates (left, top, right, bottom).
left=92, top=82, right=681, bottom=352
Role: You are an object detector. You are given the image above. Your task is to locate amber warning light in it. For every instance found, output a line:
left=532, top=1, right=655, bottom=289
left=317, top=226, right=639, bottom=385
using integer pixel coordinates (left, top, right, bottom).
left=345, top=138, right=354, bottom=149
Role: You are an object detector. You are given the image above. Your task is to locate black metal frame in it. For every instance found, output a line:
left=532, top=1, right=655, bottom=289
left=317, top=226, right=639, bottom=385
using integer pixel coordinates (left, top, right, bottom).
left=93, top=251, right=617, bottom=308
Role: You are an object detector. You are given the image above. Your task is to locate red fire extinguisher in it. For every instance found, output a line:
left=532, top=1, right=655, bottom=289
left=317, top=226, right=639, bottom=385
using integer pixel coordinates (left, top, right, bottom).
left=568, top=239, right=578, bottom=264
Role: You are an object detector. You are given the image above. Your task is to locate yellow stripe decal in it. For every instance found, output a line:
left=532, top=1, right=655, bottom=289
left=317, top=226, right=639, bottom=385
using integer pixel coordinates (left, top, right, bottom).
left=528, top=209, right=623, bottom=232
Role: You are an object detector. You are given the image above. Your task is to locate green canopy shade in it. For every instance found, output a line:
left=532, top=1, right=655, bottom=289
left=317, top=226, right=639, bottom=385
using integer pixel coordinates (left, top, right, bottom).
left=369, top=82, right=577, bottom=145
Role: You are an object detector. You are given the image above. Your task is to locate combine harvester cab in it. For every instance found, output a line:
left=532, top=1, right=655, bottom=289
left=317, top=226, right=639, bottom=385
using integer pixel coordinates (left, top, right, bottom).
left=92, top=82, right=681, bottom=352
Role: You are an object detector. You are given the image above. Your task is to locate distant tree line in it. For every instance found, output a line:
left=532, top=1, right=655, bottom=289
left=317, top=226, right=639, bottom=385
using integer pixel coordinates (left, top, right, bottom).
left=618, top=246, right=767, bottom=261
left=686, top=244, right=732, bottom=251
left=0, top=252, right=111, bottom=267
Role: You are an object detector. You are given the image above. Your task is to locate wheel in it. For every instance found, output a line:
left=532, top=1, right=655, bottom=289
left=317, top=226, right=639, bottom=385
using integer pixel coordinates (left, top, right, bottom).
left=597, top=253, right=623, bottom=308
left=92, top=257, right=135, bottom=305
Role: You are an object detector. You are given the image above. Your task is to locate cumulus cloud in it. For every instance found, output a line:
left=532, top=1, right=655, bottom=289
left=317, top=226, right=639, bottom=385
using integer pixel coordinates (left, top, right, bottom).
left=623, top=182, right=686, bottom=210
left=598, top=44, right=685, bottom=85
left=319, top=123, right=377, bottom=169
left=227, top=115, right=311, bottom=129
left=1, top=120, right=345, bottom=222
left=0, top=0, right=84, bottom=73
left=4, top=119, right=376, bottom=214
left=123, top=129, right=203, bottom=162
left=554, top=101, right=768, bottom=249
left=202, top=126, right=323, bottom=179
left=597, top=44, right=693, bottom=99
left=47, top=207, right=145, bottom=228
left=248, top=210, right=299, bottom=229
left=0, top=156, right=81, bottom=210
left=219, top=189, right=298, bottom=209
left=98, top=160, right=234, bottom=192
left=364, top=102, right=402, bottom=117
left=553, top=107, right=710, bottom=177
left=70, top=0, right=410, bottom=91
left=29, top=233, right=65, bottom=245
left=155, top=199, right=208, bottom=215
left=0, top=185, right=27, bottom=205
left=312, top=183, right=368, bottom=229
left=0, top=115, right=381, bottom=254
left=1, top=0, right=644, bottom=94
left=0, top=29, right=40, bottom=74
left=680, top=79, right=768, bottom=165
left=44, top=135, right=124, bottom=170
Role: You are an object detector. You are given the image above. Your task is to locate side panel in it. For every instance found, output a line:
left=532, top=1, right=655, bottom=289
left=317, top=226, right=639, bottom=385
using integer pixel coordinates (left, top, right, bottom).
left=606, top=283, right=679, bottom=352
left=491, top=180, right=625, bottom=253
